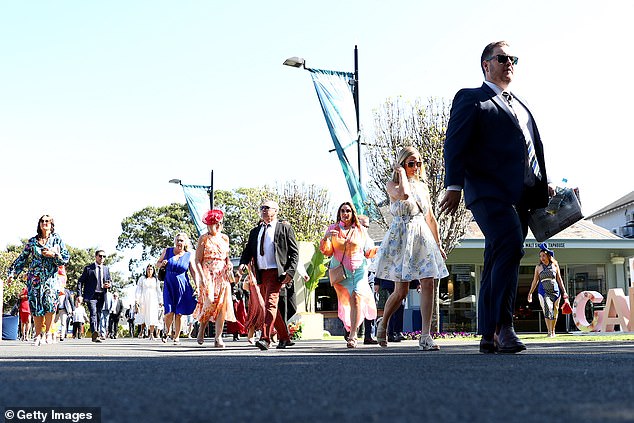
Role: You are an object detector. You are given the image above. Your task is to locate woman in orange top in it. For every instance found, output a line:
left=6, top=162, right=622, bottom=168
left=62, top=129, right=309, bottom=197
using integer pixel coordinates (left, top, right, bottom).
left=320, top=202, right=378, bottom=348
left=194, top=209, right=236, bottom=348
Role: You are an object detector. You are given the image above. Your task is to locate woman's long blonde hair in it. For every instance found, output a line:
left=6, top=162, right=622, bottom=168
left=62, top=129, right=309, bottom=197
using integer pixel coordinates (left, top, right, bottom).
left=391, top=146, right=427, bottom=183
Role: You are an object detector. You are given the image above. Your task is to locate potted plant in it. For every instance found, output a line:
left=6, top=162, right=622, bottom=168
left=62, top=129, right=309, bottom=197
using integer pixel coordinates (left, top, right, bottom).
left=288, top=242, right=328, bottom=339
left=1, top=250, right=23, bottom=340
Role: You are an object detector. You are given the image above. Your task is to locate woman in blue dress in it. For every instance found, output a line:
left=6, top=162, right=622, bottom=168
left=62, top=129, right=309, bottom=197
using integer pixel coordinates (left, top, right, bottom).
left=7, top=215, right=69, bottom=346
left=156, top=232, right=199, bottom=344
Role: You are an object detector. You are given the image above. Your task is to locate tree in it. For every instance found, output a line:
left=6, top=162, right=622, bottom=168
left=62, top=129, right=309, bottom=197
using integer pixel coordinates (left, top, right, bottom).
left=116, top=203, right=197, bottom=280
left=214, top=187, right=277, bottom=257
left=117, top=184, right=332, bottom=268
left=1, top=249, right=22, bottom=311
left=1, top=244, right=124, bottom=310
left=274, top=181, right=333, bottom=243
left=64, top=246, right=125, bottom=293
left=365, top=96, right=472, bottom=332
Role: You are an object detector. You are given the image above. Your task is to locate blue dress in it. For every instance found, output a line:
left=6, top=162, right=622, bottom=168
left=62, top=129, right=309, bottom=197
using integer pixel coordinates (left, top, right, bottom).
left=162, top=248, right=197, bottom=315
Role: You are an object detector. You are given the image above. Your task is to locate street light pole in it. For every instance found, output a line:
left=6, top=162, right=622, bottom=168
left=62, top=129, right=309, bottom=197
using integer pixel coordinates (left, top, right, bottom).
left=353, top=45, right=361, bottom=186
left=209, top=170, right=214, bottom=210
left=283, top=46, right=362, bottom=186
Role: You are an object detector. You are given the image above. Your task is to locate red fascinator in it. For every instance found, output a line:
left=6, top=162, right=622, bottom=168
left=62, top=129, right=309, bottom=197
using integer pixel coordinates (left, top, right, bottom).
left=203, top=209, right=224, bottom=225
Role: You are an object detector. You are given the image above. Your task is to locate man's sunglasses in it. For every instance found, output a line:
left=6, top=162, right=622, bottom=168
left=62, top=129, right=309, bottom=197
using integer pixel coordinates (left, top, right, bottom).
left=406, top=161, right=423, bottom=168
left=260, top=206, right=276, bottom=211
left=486, top=54, right=518, bottom=65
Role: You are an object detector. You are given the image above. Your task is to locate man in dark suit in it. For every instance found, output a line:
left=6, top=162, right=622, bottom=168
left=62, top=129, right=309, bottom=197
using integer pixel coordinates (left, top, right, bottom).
left=440, top=41, right=550, bottom=354
left=78, top=250, right=112, bottom=343
left=238, top=200, right=299, bottom=350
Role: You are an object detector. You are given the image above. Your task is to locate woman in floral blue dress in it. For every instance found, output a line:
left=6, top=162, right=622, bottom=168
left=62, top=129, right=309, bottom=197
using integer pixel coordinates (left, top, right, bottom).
left=371, top=147, right=448, bottom=351
left=7, top=215, right=69, bottom=346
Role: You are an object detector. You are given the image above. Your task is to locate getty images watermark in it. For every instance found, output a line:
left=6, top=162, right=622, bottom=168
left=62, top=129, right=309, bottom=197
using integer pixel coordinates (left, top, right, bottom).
left=4, top=407, right=101, bottom=423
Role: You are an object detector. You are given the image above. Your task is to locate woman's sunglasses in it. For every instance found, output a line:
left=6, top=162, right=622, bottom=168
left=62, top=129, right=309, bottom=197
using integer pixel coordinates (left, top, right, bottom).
left=406, top=161, right=422, bottom=168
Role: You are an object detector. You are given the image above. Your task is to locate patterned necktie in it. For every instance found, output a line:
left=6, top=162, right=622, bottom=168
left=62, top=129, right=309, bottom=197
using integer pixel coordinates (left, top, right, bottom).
left=502, top=92, right=542, bottom=180
left=259, top=224, right=269, bottom=256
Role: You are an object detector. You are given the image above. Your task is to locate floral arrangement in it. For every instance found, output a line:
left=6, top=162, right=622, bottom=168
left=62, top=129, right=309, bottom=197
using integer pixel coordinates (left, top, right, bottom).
left=288, top=321, right=303, bottom=340
left=403, top=331, right=477, bottom=340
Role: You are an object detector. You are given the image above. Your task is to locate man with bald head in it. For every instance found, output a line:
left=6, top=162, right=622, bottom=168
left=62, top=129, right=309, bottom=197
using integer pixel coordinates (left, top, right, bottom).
left=238, top=200, right=299, bottom=350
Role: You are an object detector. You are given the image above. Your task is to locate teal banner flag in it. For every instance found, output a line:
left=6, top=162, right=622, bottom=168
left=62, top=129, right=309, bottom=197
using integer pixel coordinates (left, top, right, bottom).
left=181, top=184, right=210, bottom=236
left=308, top=68, right=370, bottom=216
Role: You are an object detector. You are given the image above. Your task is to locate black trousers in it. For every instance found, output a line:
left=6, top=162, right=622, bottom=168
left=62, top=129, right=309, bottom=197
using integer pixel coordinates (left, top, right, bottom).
left=470, top=198, right=529, bottom=338
left=108, top=314, right=120, bottom=337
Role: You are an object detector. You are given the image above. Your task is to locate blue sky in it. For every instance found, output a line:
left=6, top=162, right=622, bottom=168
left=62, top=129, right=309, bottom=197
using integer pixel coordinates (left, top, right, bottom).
left=1, top=1, right=632, bottom=262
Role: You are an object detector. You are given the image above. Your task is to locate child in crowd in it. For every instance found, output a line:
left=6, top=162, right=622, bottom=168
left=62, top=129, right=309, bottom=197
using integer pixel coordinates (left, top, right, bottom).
left=72, top=296, right=87, bottom=339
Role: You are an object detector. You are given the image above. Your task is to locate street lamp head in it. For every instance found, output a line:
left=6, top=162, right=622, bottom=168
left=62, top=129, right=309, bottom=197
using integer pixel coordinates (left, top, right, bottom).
left=283, top=56, right=306, bottom=68
left=168, top=179, right=182, bottom=185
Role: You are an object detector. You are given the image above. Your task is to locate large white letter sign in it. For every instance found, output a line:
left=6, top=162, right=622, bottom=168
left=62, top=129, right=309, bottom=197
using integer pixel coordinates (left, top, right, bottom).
left=572, top=291, right=604, bottom=332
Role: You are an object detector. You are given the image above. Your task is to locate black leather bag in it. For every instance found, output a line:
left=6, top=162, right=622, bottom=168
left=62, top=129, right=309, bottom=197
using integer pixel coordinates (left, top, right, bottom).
left=157, top=266, right=166, bottom=282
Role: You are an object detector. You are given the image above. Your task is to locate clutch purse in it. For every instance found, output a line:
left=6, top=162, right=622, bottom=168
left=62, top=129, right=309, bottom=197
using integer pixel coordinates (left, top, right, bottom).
left=528, top=187, right=583, bottom=242
left=561, top=300, right=572, bottom=315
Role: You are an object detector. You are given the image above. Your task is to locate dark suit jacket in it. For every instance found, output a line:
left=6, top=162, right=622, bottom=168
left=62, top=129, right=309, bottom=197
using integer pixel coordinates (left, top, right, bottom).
left=77, top=263, right=111, bottom=301
left=239, top=220, right=299, bottom=282
left=444, top=83, right=548, bottom=210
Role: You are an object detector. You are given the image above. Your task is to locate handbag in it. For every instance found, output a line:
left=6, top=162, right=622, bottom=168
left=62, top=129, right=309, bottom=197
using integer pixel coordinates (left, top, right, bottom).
left=157, top=265, right=166, bottom=282
left=561, top=299, right=572, bottom=315
left=327, top=227, right=352, bottom=285
left=528, top=187, right=583, bottom=242
left=328, top=263, right=346, bottom=285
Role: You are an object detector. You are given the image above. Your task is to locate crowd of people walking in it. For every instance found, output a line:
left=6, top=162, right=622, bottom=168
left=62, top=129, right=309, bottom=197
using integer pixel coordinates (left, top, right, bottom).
left=5, top=40, right=558, bottom=355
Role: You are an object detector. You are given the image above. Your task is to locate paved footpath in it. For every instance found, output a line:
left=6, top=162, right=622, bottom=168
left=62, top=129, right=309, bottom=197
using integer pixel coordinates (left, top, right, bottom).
left=1, top=337, right=634, bottom=423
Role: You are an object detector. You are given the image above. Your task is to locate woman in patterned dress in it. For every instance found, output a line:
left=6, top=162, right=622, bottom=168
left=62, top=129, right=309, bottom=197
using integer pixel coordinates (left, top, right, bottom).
left=193, top=209, right=236, bottom=347
left=7, top=215, right=69, bottom=346
left=371, top=147, right=449, bottom=351
left=527, top=245, right=568, bottom=337
left=320, top=202, right=378, bottom=348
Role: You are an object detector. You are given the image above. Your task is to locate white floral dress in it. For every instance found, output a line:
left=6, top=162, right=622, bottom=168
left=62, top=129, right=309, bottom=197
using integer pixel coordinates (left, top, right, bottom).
left=371, top=180, right=449, bottom=281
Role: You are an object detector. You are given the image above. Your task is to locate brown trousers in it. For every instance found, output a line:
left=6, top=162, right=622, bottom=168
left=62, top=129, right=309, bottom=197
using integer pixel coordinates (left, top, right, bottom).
left=260, top=269, right=290, bottom=342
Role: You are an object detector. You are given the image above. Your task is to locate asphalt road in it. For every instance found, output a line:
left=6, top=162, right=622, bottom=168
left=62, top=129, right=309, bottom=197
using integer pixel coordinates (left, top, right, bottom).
left=1, top=337, right=634, bottom=423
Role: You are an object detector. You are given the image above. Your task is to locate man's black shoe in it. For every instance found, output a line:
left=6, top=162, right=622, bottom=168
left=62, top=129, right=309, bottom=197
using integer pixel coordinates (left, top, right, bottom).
left=387, top=334, right=401, bottom=343
left=91, top=333, right=101, bottom=343
left=276, top=340, right=295, bottom=349
left=479, top=336, right=496, bottom=354
left=364, top=338, right=379, bottom=345
left=495, top=325, right=526, bottom=354
left=255, top=340, right=270, bottom=351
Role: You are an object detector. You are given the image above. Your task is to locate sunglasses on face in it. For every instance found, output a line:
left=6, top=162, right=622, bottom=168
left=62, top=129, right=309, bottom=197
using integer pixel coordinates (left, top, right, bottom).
left=487, top=54, right=519, bottom=65
left=98, top=255, right=106, bottom=258
left=406, top=161, right=423, bottom=168
left=340, top=209, right=352, bottom=213
left=260, top=206, right=275, bottom=211
left=40, top=219, right=51, bottom=223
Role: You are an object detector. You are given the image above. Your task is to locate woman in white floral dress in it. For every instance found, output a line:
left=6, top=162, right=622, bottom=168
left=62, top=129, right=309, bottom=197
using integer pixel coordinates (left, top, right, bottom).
left=371, top=146, right=449, bottom=350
